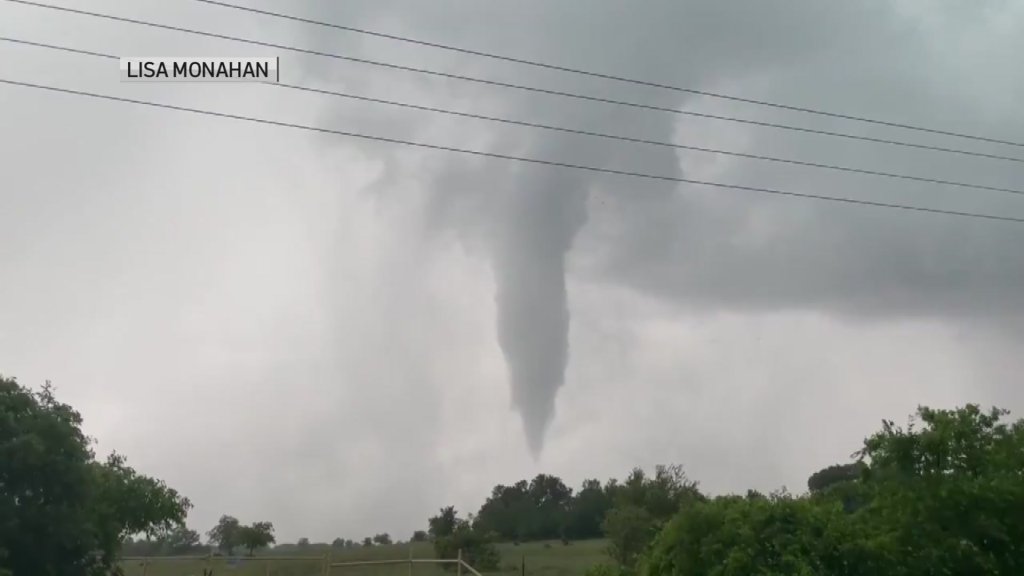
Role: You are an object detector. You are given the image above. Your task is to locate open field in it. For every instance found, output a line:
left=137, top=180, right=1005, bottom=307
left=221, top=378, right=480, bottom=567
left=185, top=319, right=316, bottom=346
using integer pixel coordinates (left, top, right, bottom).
left=119, top=539, right=610, bottom=576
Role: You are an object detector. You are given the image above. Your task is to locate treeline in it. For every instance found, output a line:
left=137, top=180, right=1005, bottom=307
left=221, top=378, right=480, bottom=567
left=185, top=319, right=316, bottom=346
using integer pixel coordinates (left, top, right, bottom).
left=466, top=465, right=698, bottom=543
left=641, top=405, right=1024, bottom=575
left=9, top=372, right=1024, bottom=575
left=419, top=464, right=702, bottom=570
left=121, top=518, right=406, bottom=557
left=424, top=404, right=1024, bottom=575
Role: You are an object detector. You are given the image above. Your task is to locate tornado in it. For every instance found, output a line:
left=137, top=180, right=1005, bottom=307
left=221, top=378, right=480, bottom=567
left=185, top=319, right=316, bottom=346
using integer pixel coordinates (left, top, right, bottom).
left=492, top=166, right=589, bottom=457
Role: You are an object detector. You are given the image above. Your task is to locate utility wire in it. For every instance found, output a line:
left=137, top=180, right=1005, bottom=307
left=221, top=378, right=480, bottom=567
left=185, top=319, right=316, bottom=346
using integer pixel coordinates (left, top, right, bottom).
left=3, top=77, right=1022, bottom=224
left=5, top=35, right=1023, bottom=199
left=7, top=0, right=1024, bottom=165
left=192, top=0, right=1024, bottom=149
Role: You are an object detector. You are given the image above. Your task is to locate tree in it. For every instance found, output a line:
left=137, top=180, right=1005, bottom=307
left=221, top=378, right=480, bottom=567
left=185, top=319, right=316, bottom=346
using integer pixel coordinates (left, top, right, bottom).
left=207, top=515, right=242, bottom=555
left=807, top=462, right=866, bottom=493
left=411, top=530, right=428, bottom=542
left=641, top=404, right=1024, bottom=575
left=527, top=474, right=573, bottom=539
left=0, top=377, right=192, bottom=576
left=645, top=492, right=861, bottom=576
left=474, top=474, right=575, bottom=541
left=297, top=537, right=310, bottom=548
left=602, top=505, right=656, bottom=571
left=332, top=537, right=346, bottom=548
left=236, top=521, right=275, bottom=556
left=609, top=465, right=701, bottom=523
left=362, top=537, right=374, bottom=547
left=566, top=479, right=612, bottom=540
left=474, top=481, right=530, bottom=540
left=373, top=533, right=393, bottom=545
left=159, top=525, right=204, bottom=554
left=429, top=506, right=459, bottom=539
left=433, top=519, right=500, bottom=571
left=849, top=404, right=1024, bottom=574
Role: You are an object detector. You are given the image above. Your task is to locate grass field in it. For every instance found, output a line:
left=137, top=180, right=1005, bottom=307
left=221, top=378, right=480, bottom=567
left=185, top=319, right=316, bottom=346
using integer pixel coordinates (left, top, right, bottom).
left=119, top=539, right=610, bottom=576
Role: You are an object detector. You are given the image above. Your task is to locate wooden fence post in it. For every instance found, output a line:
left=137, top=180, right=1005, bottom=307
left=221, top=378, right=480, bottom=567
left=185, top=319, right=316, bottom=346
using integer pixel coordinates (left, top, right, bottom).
left=457, top=549, right=462, bottom=576
left=140, top=558, right=148, bottom=576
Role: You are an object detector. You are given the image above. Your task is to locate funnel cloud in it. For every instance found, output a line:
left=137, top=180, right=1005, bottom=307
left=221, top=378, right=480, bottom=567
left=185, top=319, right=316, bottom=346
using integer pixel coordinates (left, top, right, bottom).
left=493, top=165, right=589, bottom=455
left=299, top=0, right=1024, bottom=457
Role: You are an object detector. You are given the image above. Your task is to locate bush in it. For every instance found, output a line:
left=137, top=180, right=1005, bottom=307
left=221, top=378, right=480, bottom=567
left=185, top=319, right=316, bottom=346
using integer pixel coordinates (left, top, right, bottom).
left=432, top=523, right=500, bottom=571
left=602, top=505, right=656, bottom=571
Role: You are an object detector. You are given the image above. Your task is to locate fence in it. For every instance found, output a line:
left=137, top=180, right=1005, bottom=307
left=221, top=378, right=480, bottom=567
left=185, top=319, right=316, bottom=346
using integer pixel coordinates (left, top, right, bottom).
left=330, top=550, right=482, bottom=576
left=120, top=550, right=484, bottom=576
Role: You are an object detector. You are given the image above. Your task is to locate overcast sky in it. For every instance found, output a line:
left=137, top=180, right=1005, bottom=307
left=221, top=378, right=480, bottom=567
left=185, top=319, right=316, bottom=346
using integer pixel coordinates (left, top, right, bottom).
left=3, top=0, right=1024, bottom=543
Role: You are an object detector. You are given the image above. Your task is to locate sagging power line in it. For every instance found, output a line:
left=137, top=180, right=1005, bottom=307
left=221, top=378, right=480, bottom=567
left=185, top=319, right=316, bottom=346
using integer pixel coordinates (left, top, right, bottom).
left=4, top=35, right=1023, bottom=199
left=192, top=0, right=1024, bottom=150
left=6, top=0, right=1024, bottom=165
left=2, top=77, right=1023, bottom=224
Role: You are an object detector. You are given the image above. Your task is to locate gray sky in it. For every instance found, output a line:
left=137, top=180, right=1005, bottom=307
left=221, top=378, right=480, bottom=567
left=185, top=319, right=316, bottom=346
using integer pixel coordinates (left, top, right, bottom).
left=2, top=0, right=1024, bottom=543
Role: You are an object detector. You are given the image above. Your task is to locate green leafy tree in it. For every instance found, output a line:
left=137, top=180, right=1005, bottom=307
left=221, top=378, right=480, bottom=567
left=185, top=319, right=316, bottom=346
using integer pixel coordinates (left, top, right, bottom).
left=474, top=481, right=530, bottom=540
left=237, top=521, right=275, bottom=556
left=566, top=479, right=612, bottom=540
left=158, top=525, right=204, bottom=554
left=207, top=515, right=242, bottom=555
left=362, top=537, right=374, bottom=547
left=850, top=404, right=1024, bottom=574
left=807, top=462, right=866, bottom=493
left=644, top=492, right=869, bottom=576
left=433, top=519, right=500, bottom=571
left=602, top=505, right=656, bottom=571
left=411, top=530, right=428, bottom=542
left=428, top=506, right=458, bottom=539
left=642, top=404, right=1024, bottom=576
left=332, top=537, right=345, bottom=548
left=297, top=537, right=310, bottom=548
left=0, top=376, right=191, bottom=576
left=373, top=533, right=393, bottom=545
left=610, top=465, right=701, bottom=522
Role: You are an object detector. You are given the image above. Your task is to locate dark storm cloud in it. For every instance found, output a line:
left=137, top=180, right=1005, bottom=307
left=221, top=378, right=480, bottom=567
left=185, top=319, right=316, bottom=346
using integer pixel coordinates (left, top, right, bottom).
left=6, top=0, right=1024, bottom=541
left=292, top=0, right=1024, bottom=450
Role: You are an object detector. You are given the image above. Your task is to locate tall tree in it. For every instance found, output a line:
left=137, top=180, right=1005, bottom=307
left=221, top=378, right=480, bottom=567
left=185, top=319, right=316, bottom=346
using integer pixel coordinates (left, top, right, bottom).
left=429, top=506, right=459, bottom=539
left=474, top=482, right=530, bottom=540
left=644, top=404, right=1024, bottom=575
left=237, top=521, right=275, bottom=556
left=429, top=509, right=500, bottom=571
left=527, top=474, right=573, bottom=539
left=565, top=479, right=613, bottom=540
left=602, top=504, right=656, bottom=571
left=807, top=462, right=866, bottom=493
left=206, top=515, right=242, bottom=555
left=159, top=525, right=204, bottom=554
left=0, top=376, right=191, bottom=575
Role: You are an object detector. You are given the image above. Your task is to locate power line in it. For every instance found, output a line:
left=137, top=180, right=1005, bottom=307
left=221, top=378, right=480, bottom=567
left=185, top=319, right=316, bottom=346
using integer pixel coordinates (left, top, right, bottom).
left=3, top=77, right=1022, bottom=225
left=192, top=0, right=1024, bottom=149
left=6, top=35, right=1023, bottom=200
left=7, top=0, right=1024, bottom=165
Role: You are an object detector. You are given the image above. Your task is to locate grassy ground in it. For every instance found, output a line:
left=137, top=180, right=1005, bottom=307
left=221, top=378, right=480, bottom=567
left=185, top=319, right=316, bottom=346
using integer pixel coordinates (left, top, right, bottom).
left=119, top=539, right=610, bottom=576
